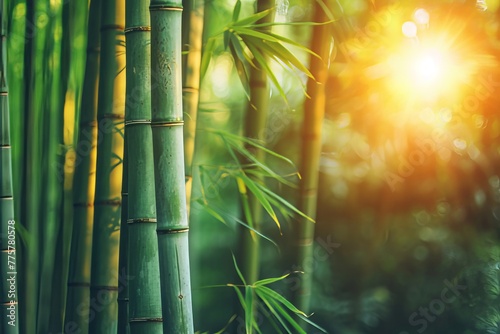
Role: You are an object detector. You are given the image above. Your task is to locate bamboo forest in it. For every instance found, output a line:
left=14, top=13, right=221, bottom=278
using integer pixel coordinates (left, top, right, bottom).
left=4, top=0, right=500, bottom=333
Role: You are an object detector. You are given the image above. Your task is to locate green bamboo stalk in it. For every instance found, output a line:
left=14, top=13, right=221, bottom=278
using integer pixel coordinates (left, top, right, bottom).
left=20, top=0, right=41, bottom=331
left=150, top=0, right=195, bottom=332
left=0, top=0, right=18, bottom=331
left=117, top=136, right=129, bottom=334
left=88, top=0, right=125, bottom=331
left=49, top=0, right=82, bottom=330
left=37, top=3, right=64, bottom=330
left=292, top=0, right=331, bottom=319
left=182, top=0, right=204, bottom=216
left=124, top=0, right=163, bottom=332
left=240, top=0, right=275, bottom=287
left=64, top=0, right=101, bottom=332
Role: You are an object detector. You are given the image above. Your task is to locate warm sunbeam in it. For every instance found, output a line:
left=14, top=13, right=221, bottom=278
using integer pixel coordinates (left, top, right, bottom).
left=413, top=52, right=442, bottom=84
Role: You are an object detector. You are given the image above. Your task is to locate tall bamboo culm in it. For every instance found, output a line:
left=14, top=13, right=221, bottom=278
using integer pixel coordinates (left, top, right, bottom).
left=64, top=0, right=101, bottom=331
left=21, top=1, right=41, bottom=332
left=124, top=0, right=163, bottom=332
left=182, top=0, right=204, bottom=216
left=240, top=0, right=275, bottom=286
left=292, top=0, right=331, bottom=321
left=88, top=0, right=125, bottom=331
left=117, top=137, right=129, bottom=334
left=150, top=0, right=195, bottom=332
left=0, top=0, right=18, bottom=331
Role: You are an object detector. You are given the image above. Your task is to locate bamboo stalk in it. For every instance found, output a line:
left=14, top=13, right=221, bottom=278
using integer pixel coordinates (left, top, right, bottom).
left=117, top=136, right=129, bottom=334
left=20, top=1, right=41, bottom=332
left=37, top=3, right=64, bottom=330
left=292, top=0, right=331, bottom=319
left=0, top=0, right=18, bottom=331
left=182, top=0, right=204, bottom=216
left=88, top=0, right=125, bottom=330
left=64, top=0, right=101, bottom=331
left=240, top=0, right=275, bottom=287
left=150, top=0, right=195, bottom=332
left=125, top=0, right=163, bottom=332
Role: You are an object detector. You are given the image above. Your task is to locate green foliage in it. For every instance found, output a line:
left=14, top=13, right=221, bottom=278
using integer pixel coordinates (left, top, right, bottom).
left=200, top=1, right=324, bottom=100
left=225, top=255, right=327, bottom=334
left=197, top=128, right=314, bottom=236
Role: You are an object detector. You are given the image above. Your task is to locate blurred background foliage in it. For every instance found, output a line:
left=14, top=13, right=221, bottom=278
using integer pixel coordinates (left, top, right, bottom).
left=7, top=0, right=500, bottom=333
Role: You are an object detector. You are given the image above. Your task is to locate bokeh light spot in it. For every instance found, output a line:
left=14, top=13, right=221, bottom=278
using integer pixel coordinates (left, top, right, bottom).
left=402, top=21, right=418, bottom=37
left=414, top=8, right=430, bottom=25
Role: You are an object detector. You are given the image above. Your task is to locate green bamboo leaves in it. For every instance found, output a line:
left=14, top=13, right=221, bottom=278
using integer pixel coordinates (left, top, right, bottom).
left=88, top=0, right=125, bottom=331
left=201, top=1, right=318, bottom=100
left=124, top=0, right=163, bottom=332
left=229, top=256, right=326, bottom=334
left=150, top=0, right=195, bottom=332
left=0, top=0, right=18, bottom=331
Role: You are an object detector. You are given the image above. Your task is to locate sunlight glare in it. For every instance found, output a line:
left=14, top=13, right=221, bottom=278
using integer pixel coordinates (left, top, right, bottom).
left=414, top=53, right=441, bottom=83
left=402, top=21, right=418, bottom=38
left=414, top=9, right=430, bottom=25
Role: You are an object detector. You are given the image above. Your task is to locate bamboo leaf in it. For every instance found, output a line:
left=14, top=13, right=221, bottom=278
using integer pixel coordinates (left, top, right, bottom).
left=238, top=172, right=281, bottom=232
left=232, top=284, right=247, bottom=309
left=245, top=285, right=254, bottom=333
left=254, top=272, right=292, bottom=286
left=258, top=183, right=315, bottom=223
left=244, top=40, right=287, bottom=101
left=232, top=254, right=247, bottom=285
left=199, top=201, right=278, bottom=247
left=296, top=314, right=328, bottom=333
left=255, top=289, right=293, bottom=333
left=200, top=37, right=217, bottom=79
left=250, top=20, right=336, bottom=28
left=263, top=296, right=306, bottom=334
left=232, top=0, right=242, bottom=22
left=244, top=35, right=314, bottom=78
left=210, top=128, right=296, bottom=168
left=237, top=27, right=282, bottom=43
left=229, top=37, right=250, bottom=97
left=257, top=286, right=307, bottom=317
left=236, top=175, right=255, bottom=229
left=266, top=31, right=321, bottom=57
left=232, top=9, right=272, bottom=27
left=224, top=30, right=230, bottom=50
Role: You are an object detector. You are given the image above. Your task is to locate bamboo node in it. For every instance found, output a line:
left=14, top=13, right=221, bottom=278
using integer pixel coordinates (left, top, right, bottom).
left=125, top=119, right=152, bottom=126
left=127, top=218, right=157, bottom=224
left=149, top=5, right=183, bottom=11
left=157, top=227, right=189, bottom=234
left=124, top=26, right=152, bottom=33
left=151, top=121, right=184, bottom=128
left=130, top=317, right=163, bottom=323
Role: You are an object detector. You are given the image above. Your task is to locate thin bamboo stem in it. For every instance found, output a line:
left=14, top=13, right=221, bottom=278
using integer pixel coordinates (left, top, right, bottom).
left=182, top=0, right=204, bottom=217
left=88, top=0, right=125, bottom=331
left=240, top=0, right=275, bottom=287
left=64, top=0, right=101, bottom=332
left=292, top=0, right=331, bottom=320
